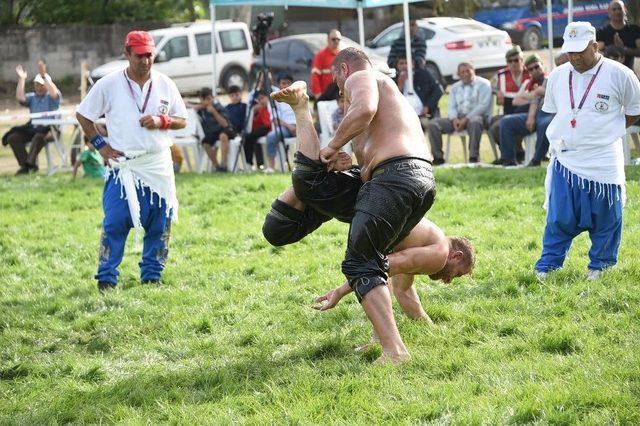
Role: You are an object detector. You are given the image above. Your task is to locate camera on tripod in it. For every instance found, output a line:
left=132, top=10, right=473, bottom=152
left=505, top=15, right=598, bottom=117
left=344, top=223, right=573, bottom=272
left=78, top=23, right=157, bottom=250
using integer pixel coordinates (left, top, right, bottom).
left=252, top=12, right=274, bottom=54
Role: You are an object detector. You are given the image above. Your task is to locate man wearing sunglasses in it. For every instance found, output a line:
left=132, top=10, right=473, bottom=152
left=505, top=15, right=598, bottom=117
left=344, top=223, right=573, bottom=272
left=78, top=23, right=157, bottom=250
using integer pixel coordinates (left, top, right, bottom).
left=497, top=54, right=553, bottom=167
left=311, top=29, right=342, bottom=98
left=490, top=45, right=531, bottom=163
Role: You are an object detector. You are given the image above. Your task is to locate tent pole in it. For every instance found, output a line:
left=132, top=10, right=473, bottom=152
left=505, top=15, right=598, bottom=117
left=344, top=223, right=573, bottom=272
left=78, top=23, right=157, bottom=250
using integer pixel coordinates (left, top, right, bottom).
left=357, top=6, right=365, bottom=46
left=568, top=0, right=573, bottom=23
left=211, top=3, right=218, bottom=91
left=547, top=0, right=554, bottom=70
left=402, top=0, right=413, bottom=94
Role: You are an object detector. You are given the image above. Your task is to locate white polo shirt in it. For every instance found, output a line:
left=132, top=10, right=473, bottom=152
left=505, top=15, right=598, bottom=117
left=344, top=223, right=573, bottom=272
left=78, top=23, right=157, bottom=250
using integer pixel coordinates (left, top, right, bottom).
left=543, top=57, right=640, bottom=184
left=77, top=68, right=187, bottom=152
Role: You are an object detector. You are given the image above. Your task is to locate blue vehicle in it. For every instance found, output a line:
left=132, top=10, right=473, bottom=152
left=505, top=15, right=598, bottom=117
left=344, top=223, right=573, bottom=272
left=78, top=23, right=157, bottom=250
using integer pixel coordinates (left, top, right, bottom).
left=474, top=0, right=610, bottom=50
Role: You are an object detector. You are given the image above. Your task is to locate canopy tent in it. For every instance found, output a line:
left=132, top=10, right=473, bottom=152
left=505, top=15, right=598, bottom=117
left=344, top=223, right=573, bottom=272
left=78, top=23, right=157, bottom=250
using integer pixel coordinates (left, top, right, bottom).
left=209, top=0, right=423, bottom=91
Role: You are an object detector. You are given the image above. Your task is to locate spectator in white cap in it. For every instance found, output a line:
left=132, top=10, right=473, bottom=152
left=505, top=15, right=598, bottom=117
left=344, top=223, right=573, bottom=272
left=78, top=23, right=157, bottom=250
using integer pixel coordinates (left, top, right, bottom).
left=534, top=21, right=640, bottom=281
left=1, top=60, right=61, bottom=174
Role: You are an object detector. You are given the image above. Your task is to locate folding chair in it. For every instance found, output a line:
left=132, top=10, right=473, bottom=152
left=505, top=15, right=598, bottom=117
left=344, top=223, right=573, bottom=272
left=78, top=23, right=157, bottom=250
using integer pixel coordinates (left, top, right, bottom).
left=317, top=100, right=352, bottom=154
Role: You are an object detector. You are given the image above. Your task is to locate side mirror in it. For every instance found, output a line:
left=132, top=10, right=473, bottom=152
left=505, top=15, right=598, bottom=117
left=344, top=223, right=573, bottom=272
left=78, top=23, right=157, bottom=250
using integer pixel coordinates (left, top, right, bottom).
left=155, top=51, right=168, bottom=63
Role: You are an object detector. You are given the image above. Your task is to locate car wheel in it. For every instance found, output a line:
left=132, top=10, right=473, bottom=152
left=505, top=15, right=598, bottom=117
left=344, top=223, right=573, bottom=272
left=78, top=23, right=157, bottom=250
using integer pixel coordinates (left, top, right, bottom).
left=222, top=67, right=248, bottom=91
left=425, top=62, right=446, bottom=89
left=522, top=27, right=542, bottom=51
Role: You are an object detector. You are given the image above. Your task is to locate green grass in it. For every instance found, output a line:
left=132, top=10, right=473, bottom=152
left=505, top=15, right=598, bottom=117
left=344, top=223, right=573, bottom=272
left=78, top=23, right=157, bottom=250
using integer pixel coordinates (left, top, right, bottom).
left=1, top=168, right=640, bottom=424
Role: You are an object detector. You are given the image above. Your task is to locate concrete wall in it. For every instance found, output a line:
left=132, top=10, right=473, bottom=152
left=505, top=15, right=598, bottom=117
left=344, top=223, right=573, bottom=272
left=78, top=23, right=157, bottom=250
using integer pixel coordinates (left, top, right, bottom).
left=0, top=22, right=165, bottom=83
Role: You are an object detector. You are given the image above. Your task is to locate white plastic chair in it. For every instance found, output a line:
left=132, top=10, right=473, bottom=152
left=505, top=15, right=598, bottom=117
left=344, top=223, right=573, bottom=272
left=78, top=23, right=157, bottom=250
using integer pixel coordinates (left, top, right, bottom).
left=317, top=100, right=352, bottom=155
left=171, top=108, right=204, bottom=172
left=523, top=133, right=537, bottom=165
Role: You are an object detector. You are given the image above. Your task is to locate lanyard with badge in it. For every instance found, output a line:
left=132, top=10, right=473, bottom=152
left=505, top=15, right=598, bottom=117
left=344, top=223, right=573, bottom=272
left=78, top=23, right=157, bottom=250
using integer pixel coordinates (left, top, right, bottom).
left=123, top=70, right=153, bottom=116
left=568, top=63, right=603, bottom=128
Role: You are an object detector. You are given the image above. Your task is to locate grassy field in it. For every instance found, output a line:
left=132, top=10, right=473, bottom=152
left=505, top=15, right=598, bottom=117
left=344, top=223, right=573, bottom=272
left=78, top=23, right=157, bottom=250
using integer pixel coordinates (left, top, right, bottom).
left=1, top=166, right=639, bottom=424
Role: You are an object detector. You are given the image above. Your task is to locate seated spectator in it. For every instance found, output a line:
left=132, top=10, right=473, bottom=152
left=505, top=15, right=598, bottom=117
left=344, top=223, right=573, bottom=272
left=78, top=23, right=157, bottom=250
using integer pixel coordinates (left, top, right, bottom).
left=2, top=61, right=61, bottom=175
left=243, top=91, right=271, bottom=170
left=489, top=45, right=531, bottom=160
left=189, top=87, right=233, bottom=172
left=72, top=139, right=105, bottom=179
left=265, top=74, right=297, bottom=173
left=427, top=62, right=492, bottom=164
left=395, top=53, right=443, bottom=127
left=387, top=19, right=427, bottom=70
left=498, top=54, right=552, bottom=167
left=225, top=85, right=247, bottom=136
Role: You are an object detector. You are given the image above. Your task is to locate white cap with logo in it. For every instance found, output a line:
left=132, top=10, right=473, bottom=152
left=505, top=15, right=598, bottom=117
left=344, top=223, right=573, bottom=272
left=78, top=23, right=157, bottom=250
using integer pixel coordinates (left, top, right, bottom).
left=561, top=21, right=597, bottom=53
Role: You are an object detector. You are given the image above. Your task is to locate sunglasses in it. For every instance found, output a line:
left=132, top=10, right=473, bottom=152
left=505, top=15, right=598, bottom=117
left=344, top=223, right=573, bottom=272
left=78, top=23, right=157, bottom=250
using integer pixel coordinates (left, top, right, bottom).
left=527, top=64, right=541, bottom=71
left=331, top=38, right=341, bottom=42
left=507, top=58, right=522, bottom=64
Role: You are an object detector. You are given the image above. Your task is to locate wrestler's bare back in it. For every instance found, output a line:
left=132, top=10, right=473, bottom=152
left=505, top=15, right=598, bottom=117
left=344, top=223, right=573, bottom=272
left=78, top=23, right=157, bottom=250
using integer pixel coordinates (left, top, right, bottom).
left=344, top=70, right=430, bottom=181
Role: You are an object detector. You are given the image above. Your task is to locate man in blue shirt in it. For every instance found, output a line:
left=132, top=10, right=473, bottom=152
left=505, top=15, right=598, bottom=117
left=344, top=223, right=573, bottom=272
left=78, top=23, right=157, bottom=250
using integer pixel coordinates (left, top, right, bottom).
left=2, top=61, right=61, bottom=175
left=225, top=85, right=247, bottom=136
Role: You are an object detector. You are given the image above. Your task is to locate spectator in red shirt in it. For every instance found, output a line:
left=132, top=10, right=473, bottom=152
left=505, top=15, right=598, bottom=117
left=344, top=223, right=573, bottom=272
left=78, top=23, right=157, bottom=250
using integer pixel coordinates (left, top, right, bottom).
left=311, top=29, right=341, bottom=98
left=243, top=91, right=271, bottom=170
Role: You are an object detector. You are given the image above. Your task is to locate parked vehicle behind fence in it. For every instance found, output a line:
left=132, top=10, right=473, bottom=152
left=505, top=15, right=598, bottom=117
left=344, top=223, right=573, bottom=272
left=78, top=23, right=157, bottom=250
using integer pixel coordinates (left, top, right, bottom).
left=367, top=17, right=512, bottom=84
left=249, top=33, right=393, bottom=93
left=90, top=21, right=253, bottom=94
left=473, top=0, right=609, bottom=50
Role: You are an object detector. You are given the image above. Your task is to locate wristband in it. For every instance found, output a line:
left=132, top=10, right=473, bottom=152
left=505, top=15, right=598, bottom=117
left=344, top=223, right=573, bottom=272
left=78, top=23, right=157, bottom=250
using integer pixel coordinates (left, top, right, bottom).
left=159, top=114, right=172, bottom=130
left=90, top=134, right=107, bottom=150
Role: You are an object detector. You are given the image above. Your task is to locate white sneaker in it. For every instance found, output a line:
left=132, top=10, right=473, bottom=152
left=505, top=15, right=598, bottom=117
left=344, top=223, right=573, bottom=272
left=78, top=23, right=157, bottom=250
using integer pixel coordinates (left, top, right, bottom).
left=586, top=269, right=602, bottom=281
left=263, top=167, right=275, bottom=174
left=535, top=271, right=548, bottom=280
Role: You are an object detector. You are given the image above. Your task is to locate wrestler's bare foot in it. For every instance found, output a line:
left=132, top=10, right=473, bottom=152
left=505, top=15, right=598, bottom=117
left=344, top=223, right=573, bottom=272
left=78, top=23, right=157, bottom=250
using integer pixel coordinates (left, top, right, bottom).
left=374, top=352, right=411, bottom=365
left=329, top=151, right=353, bottom=172
left=270, top=81, right=309, bottom=109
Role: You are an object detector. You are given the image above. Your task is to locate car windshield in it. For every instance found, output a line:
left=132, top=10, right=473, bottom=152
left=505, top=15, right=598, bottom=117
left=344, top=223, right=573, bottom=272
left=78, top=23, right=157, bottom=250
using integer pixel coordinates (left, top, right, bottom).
left=479, top=0, right=532, bottom=8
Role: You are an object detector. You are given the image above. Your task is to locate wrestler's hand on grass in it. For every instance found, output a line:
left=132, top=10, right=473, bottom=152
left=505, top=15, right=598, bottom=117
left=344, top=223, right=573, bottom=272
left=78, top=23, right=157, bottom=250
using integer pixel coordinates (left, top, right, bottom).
left=320, top=145, right=339, bottom=165
left=313, top=281, right=352, bottom=311
left=139, top=115, right=161, bottom=130
left=98, top=144, right=125, bottom=163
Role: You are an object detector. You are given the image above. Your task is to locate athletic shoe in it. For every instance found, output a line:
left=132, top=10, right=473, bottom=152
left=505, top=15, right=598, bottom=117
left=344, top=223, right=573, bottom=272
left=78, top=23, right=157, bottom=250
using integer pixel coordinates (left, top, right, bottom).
left=586, top=269, right=602, bottom=281
left=263, top=167, right=275, bottom=174
left=503, top=160, right=518, bottom=167
left=432, top=158, right=445, bottom=166
left=526, top=160, right=541, bottom=167
left=468, top=157, right=479, bottom=163
left=491, top=159, right=503, bottom=166
left=535, top=271, right=548, bottom=281
left=142, top=280, right=160, bottom=285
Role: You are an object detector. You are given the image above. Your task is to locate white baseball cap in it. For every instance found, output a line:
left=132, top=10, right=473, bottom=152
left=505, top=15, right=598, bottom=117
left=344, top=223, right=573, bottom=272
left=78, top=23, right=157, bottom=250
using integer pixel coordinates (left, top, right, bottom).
left=33, top=73, right=51, bottom=85
left=561, top=22, right=597, bottom=53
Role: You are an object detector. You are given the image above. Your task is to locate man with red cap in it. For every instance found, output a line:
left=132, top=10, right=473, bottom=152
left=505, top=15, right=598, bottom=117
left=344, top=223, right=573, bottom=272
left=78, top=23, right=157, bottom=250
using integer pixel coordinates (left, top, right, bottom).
left=76, top=30, right=188, bottom=292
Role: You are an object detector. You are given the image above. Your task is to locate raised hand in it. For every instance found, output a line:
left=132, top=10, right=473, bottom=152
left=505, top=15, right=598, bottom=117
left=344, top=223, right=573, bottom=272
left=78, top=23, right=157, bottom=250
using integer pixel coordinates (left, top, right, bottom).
left=15, top=64, right=27, bottom=80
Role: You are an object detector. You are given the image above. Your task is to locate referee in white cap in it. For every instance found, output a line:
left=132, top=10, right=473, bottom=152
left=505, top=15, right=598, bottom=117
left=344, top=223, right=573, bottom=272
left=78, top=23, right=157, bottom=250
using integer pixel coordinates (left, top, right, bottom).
left=534, top=21, right=640, bottom=280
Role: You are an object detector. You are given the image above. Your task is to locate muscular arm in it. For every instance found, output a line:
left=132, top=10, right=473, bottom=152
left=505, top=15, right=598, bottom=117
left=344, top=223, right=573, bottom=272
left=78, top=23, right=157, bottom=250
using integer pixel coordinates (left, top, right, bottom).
left=626, top=114, right=640, bottom=128
left=328, top=72, right=378, bottom=151
left=389, top=274, right=431, bottom=321
left=388, top=245, right=447, bottom=276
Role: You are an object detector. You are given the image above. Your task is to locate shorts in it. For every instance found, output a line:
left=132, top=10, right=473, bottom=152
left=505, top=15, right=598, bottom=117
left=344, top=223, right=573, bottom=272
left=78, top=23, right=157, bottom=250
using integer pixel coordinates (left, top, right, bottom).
left=290, top=151, right=436, bottom=302
left=202, top=128, right=235, bottom=146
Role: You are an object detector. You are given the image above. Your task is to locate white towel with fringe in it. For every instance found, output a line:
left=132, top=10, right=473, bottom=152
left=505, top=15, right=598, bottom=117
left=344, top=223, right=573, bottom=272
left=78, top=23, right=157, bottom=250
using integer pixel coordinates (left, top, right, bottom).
left=107, top=148, right=178, bottom=233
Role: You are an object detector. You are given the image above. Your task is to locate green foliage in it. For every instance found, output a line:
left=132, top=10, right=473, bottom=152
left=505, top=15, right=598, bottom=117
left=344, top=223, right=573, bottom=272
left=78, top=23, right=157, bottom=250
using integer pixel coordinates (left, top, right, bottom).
left=0, top=168, right=640, bottom=423
left=0, top=0, right=209, bottom=26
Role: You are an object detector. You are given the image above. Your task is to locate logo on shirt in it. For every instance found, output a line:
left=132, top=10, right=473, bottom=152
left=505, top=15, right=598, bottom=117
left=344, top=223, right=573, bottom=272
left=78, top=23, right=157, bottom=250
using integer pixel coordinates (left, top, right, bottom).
left=595, top=101, right=609, bottom=112
left=596, top=93, right=610, bottom=100
left=158, top=100, right=169, bottom=115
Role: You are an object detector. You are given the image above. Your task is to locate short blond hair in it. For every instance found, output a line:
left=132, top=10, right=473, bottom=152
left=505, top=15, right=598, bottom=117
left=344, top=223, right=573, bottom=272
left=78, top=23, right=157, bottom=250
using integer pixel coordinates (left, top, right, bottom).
left=450, top=236, right=476, bottom=271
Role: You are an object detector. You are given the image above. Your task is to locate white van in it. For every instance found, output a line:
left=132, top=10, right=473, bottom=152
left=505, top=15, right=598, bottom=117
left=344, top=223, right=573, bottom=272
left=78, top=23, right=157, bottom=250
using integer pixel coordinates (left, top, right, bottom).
left=90, top=21, right=254, bottom=94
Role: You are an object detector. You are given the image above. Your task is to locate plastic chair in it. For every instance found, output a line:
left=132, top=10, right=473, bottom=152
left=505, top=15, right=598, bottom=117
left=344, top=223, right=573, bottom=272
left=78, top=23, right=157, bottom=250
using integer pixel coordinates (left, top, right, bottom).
left=170, top=109, right=204, bottom=172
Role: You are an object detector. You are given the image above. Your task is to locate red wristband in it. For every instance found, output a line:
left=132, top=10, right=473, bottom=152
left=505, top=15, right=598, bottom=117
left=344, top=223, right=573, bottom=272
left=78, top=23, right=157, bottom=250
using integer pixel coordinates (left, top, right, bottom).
left=159, top=114, right=172, bottom=130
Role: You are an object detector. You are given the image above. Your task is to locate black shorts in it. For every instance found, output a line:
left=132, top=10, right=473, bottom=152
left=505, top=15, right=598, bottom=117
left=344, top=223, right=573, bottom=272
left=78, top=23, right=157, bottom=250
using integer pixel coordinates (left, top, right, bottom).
left=1, top=122, right=50, bottom=146
left=202, top=128, right=235, bottom=146
left=291, top=151, right=436, bottom=302
left=291, top=152, right=362, bottom=223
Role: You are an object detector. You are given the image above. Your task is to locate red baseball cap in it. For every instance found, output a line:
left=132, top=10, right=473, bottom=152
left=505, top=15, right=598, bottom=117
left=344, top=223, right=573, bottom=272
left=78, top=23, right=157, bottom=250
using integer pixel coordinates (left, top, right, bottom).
left=125, top=31, right=155, bottom=55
